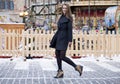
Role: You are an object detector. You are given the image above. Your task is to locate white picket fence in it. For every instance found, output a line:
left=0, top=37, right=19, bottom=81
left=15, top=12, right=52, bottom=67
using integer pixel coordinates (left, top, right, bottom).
left=0, top=29, right=120, bottom=60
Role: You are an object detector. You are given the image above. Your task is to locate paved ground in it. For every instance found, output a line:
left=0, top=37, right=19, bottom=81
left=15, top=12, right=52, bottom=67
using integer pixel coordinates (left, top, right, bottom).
left=0, top=57, right=120, bottom=84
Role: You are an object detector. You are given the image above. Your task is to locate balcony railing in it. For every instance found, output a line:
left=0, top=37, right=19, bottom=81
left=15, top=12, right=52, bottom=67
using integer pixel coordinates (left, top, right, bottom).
left=67, top=0, right=120, bottom=6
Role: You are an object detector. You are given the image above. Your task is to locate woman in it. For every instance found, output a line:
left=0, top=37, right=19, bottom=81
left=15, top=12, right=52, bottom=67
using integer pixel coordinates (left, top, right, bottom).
left=50, top=4, right=83, bottom=78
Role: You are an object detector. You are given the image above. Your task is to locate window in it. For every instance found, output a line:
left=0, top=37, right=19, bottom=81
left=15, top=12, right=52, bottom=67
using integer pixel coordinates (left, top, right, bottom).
left=0, top=0, right=14, bottom=10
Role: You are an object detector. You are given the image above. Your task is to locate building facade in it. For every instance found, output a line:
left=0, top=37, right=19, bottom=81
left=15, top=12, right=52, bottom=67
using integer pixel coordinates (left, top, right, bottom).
left=0, top=0, right=57, bottom=23
left=66, top=0, right=120, bottom=28
left=0, top=0, right=25, bottom=23
left=0, top=0, right=120, bottom=28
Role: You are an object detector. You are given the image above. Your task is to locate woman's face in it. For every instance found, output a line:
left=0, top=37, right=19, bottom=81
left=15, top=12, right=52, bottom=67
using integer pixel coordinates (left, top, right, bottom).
left=62, top=5, right=68, bottom=15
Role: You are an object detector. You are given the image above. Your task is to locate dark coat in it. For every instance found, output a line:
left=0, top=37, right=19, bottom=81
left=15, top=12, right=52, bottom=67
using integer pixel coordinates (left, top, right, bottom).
left=50, top=15, right=73, bottom=50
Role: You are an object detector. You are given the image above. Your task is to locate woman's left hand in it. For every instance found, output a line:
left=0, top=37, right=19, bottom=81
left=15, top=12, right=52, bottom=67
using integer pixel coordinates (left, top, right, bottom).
left=68, top=42, right=72, bottom=47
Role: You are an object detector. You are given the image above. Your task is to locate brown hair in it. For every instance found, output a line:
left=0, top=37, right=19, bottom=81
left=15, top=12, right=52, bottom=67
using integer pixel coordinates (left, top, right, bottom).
left=61, top=4, right=73, bottom=22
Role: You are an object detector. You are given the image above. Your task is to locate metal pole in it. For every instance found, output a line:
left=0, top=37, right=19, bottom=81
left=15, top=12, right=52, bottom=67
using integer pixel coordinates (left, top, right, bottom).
left=94, top=0, right=96, bottom=30
left=117, top=0, right=118, bottom=6
left=23, top=0, right=27, bottom=23
left=23, top=17, right=26, bottom=23
left=48, top=0, right=50, bottom=19
left=28, top=0, right=30, bottom=7
left=25, top=0, right=27, bottom=8
left=88, top=0, right=90, bottom=29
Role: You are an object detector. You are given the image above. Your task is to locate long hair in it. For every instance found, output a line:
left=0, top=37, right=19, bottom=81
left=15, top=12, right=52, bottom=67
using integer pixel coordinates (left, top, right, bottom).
left=61, top=4, right=73, bottom=22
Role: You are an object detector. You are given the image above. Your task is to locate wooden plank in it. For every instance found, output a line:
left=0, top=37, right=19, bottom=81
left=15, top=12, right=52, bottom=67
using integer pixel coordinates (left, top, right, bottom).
left=1, top=29, right=120, bottom=59
left=0, top=30, right=2, bottom=55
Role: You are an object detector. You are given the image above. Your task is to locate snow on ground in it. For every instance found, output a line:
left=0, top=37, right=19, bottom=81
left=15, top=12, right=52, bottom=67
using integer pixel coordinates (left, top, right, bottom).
left=0, top=55, right=120, bottom=72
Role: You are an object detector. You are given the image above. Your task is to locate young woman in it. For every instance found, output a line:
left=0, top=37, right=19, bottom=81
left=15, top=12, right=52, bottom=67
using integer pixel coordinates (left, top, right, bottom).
left=50, top=3, right=83, bottom=78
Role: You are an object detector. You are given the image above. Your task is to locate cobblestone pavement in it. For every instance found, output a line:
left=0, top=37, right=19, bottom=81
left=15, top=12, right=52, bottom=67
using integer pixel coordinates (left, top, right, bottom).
left=0, top=57, right=120, bottom=84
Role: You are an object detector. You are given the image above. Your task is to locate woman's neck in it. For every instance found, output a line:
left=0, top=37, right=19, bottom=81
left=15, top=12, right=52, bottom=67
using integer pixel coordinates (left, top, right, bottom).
left=63, top=13, right=66, bottom=16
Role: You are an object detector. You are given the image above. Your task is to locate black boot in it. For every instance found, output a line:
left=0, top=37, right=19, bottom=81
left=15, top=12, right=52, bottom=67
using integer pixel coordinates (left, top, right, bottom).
left=75, top=65, right=83, bottom=76
left=54, top=70, right=64, bottom=78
